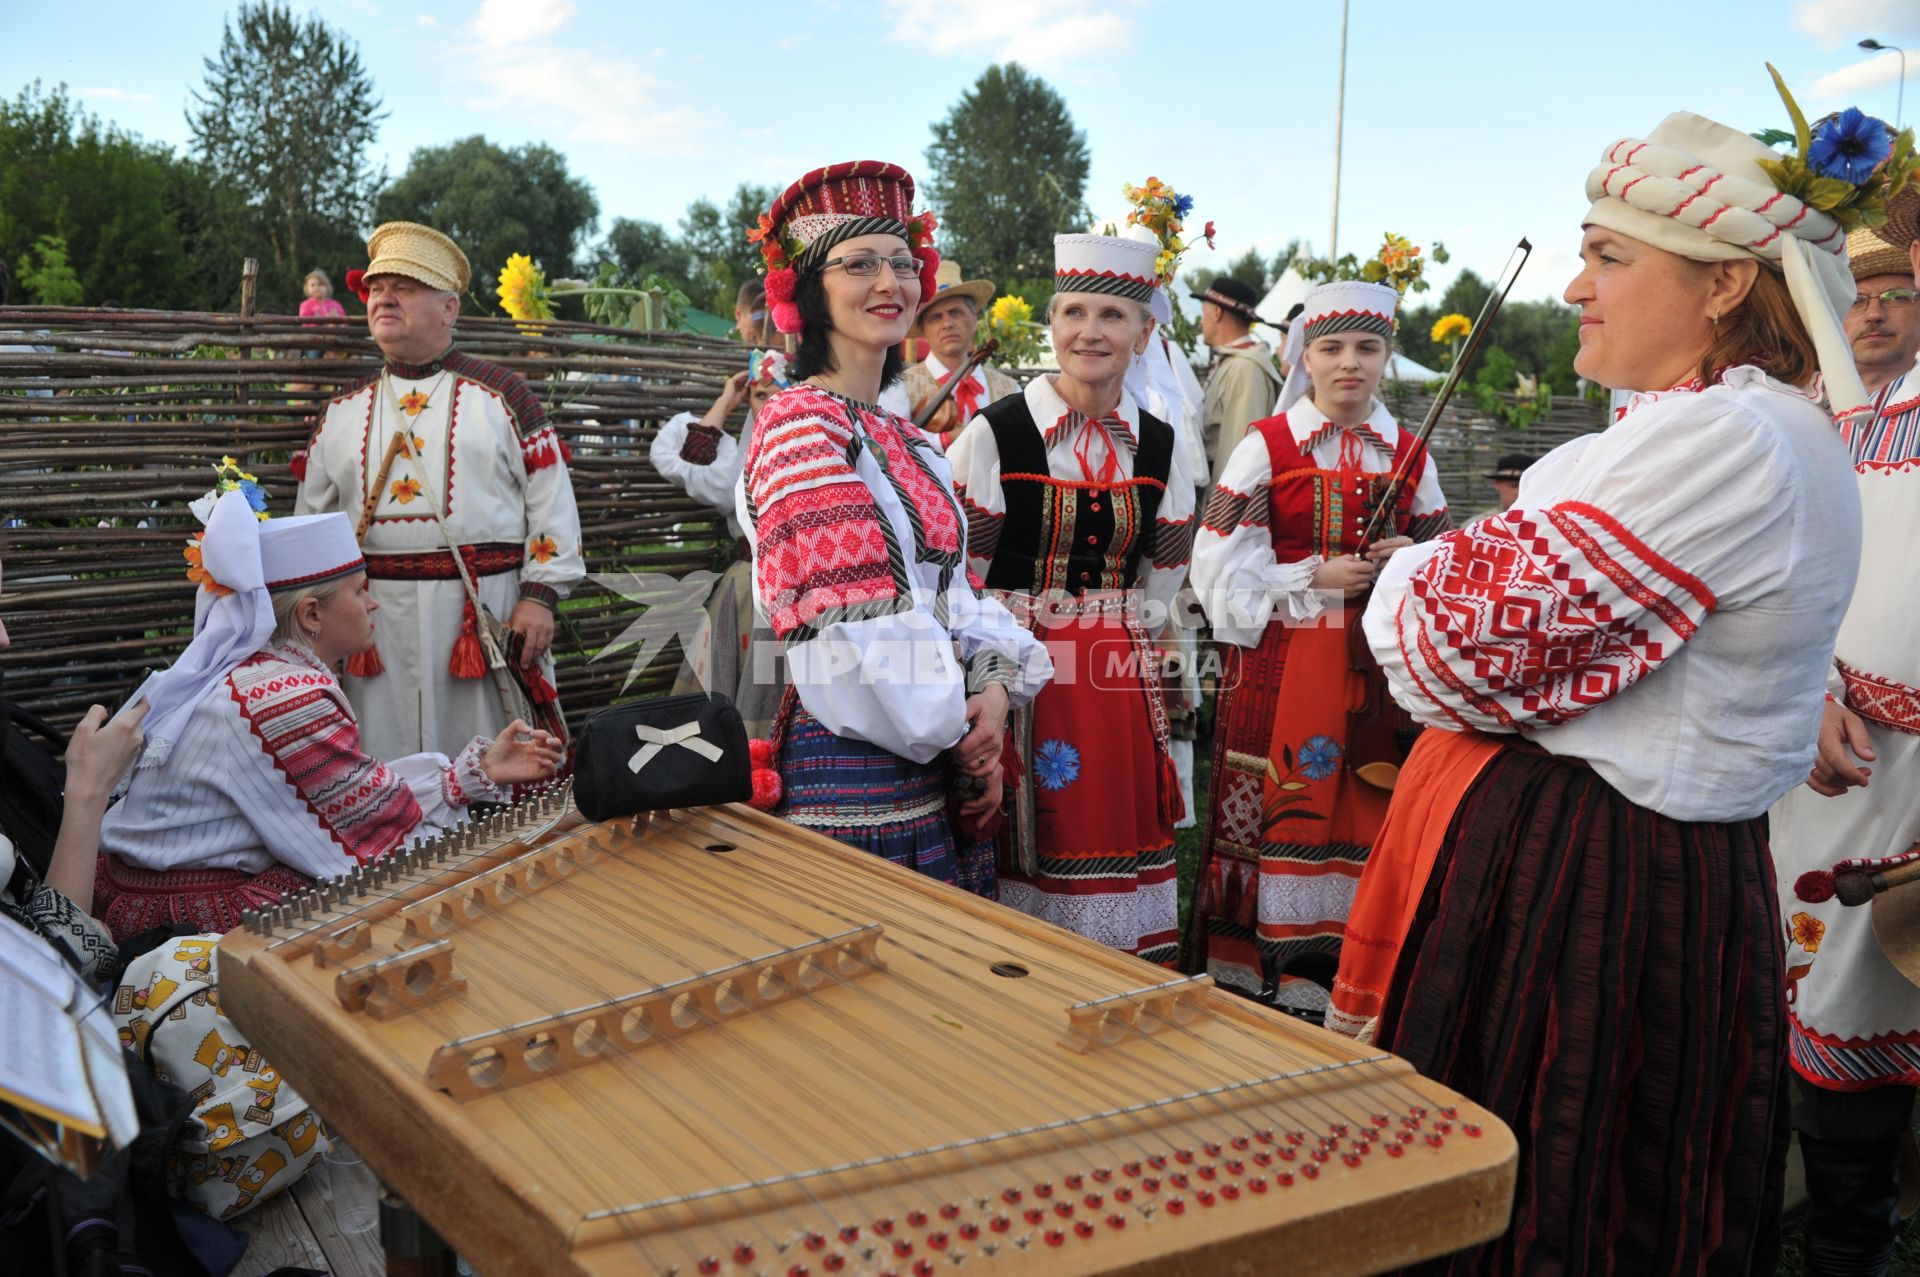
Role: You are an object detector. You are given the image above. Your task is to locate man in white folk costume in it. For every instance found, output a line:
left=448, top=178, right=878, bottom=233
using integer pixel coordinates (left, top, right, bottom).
left=897, top=260, right=1020, bottom=449
left=1773, top=193, right=1920, bottom=1277
left=296, top=222, right=584, bottom=757
left=1192, top=276, right=1282, bottom=489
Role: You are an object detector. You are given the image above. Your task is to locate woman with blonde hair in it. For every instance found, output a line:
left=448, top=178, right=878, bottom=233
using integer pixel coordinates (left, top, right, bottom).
left=94, top=483, right=562, bottom=940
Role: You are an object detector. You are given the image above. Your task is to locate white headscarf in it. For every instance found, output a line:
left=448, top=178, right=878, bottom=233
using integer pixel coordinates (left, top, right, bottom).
left=134, top=491, right=362, bottom=768
left=1275, top=280, right=1401, bottom=414
left=1583, top=110, right=1868, bottom=419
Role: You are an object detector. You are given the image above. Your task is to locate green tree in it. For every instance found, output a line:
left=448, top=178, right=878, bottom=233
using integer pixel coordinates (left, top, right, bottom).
left=677, top=182, right=775, bottom=313
left=0, top=83, right=223, bottom=308
left=925, top=63, right=1091, bottom=290
left=187, top=1, right=385, bottom=306
left=600, top=217, right=693, bottom=293
left=16, top=234, right=83, bottom=304
left=376, top=136, right=599, bottom=312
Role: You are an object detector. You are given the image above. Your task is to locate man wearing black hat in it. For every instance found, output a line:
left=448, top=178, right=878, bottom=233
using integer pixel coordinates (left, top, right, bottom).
left=1194, top=277, right=1283, bottom=488
left=1482, top=452, right=1533, bottom=517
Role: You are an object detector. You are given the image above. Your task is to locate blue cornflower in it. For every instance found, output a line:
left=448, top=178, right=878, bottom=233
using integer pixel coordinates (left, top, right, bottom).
left=1807, top=108, right=1892, bottom=185
left=1298, top=735, right=1342, bottom=782
left=1174, top=193, right=1195, bottom=219
left=1034, top=738, right=1082, bottom=791
left=238, top=478, right=268, bottom=514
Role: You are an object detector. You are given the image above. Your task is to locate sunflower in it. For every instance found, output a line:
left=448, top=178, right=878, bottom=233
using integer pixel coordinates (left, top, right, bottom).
left=496, top=253, right=554, bottom=322
left=1431, top=313, right=1472, bottom=344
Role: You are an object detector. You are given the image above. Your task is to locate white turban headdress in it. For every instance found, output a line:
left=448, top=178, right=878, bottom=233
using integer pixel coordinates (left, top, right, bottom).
left=1583, top=110, right=1868, bottom=419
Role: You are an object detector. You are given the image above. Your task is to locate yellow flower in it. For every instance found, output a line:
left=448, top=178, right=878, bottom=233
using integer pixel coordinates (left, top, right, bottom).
left=390, top=476, right=423, bottom=505
left=1431, top=313, right=1473, bottom=344
left=1790, top=911, right=1826, bottom=953
left=496, top=253, right=553, bottom=322
left=988, top=295, right=1033, bottom=329
left=528, top=534, right=559, bottom=564
left=399, top=391, right=430, bottom=417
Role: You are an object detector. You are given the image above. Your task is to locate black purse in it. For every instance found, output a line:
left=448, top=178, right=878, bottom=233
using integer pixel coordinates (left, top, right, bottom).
left=572, top=692, right=752, bottom=821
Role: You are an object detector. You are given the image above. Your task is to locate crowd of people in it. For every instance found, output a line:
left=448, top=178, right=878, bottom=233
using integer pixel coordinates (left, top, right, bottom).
left=7, top=71, right=1920, bottom=1277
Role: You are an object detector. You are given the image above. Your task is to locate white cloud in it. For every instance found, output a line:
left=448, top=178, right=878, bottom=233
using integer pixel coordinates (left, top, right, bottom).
left=1810, top=53, right=1919, bottom=102
left=76, top=87, right=155, bottom=103
left=1795, top=0, right=1920, bottom=51
left=884, top=0, right=1136, bottom=71
left=472, top=0, right=577, bottom=47
left=417, top=12, right=439, bottom=27
left=445, top=39, right=715, bottom=154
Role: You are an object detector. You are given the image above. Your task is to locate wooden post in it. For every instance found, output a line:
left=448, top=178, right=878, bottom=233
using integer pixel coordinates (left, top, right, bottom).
left=235, top=257, right=259, bottom=441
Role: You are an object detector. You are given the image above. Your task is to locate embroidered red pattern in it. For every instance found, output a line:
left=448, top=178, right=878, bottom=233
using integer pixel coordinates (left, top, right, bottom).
left=1839, top=659, right=1920, bottom=735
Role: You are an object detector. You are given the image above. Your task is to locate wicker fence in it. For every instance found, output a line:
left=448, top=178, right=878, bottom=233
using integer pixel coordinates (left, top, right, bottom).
left=0, top=303, right=1610, bottom=738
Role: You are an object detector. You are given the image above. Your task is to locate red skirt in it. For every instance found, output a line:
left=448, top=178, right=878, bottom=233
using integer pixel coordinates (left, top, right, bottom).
left=94, top=856, right=315, bottom=943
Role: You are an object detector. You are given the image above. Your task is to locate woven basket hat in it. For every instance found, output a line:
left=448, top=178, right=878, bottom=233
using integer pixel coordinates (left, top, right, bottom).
left=364, top=221, right=471, bottom=293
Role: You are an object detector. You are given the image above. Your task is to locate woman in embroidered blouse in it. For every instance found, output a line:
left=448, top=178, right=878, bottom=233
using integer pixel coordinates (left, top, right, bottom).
left=737, top=161, right=1050, bottom=892
left=1327, top=106, right=1868, bottom=1274
left=94, top=490, right=562, bottom=942
left=943, top=233, right=1197, bottom=964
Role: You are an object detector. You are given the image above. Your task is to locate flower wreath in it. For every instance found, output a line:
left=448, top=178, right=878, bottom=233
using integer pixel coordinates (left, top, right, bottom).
left=182, top=456, right=270, bottom=595
left=1121, top=176, right=1214, bottom=292
left=1759, top=63, right=1919, bottom=232
left=749, top=211, right=942, bottom=335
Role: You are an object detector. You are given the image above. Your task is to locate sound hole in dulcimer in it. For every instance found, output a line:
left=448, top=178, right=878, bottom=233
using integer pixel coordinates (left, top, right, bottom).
left=217, top=785, right=1515, bottom=1277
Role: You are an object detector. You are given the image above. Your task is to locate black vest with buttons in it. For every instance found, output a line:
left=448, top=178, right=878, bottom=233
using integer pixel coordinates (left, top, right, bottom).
left=978, top=394, right=1175, bottom=595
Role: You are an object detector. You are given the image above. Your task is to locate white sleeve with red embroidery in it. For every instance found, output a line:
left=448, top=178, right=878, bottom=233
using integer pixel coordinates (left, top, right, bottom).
left=1191, top=429, right=1325, bottom=647
left=515, top=412, right=585, bottom=603
left=387, top=736, right=508, bottom=825
left=649, top=411, right=744, bottom=517
left=1138, top=423, right=1196, bottom=639
left=1364, top=374, right=1862, bottom=820
left=943, top=412, right=1003, bottom=586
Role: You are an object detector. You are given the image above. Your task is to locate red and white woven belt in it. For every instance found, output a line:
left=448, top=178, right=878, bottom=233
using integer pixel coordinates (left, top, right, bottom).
left=363, top=542, right=523, bottom=580
left=1840, top=659, right=1920, bottom=736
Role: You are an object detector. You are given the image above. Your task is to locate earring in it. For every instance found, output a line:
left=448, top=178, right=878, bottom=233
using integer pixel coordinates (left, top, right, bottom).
left=1709, top=311, right=1721, bottom=336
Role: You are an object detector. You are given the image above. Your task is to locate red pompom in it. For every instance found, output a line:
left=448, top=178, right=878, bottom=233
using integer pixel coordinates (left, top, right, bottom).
left=749, top=737, right=775, bottom=767
left=345, top=268, right=369, bottom=302
left=764, top=267, right=797, bottom=305
left=749, top=767, right=783, bottom=810
left=771, top=300, right=802, bottom=335
left=1794, top=870, right=1836, bottom=903
left=290, top=450, right=309, bottom=483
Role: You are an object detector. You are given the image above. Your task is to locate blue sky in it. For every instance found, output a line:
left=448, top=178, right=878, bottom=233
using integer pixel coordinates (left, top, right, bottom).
left=6, top=0, right=1919, bottom=303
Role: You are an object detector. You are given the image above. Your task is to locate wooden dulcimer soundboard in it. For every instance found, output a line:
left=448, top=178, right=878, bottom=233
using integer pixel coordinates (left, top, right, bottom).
left=218, top=784, right=1514, bottom=1276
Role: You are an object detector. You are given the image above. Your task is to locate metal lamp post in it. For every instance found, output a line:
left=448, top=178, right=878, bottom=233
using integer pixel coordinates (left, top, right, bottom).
left=1859, top=38, right=1907, bottom=128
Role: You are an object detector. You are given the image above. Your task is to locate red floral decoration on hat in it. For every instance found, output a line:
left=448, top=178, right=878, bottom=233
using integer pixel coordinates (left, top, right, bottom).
left=908, top=210, right=941, bottom=303
left=345, top=269, right=369, bottom=303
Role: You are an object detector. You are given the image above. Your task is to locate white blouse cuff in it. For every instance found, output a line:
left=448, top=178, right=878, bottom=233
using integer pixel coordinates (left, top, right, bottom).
left=1265, top=556, right=1328, bottom=623
left=444, top=736, right=508, bottom=808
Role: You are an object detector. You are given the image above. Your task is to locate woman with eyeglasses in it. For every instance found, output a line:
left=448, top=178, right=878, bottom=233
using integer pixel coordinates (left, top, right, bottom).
left=943, top=234, right=1198, bottom=965
left=736, top=161, right=1051, bottom=892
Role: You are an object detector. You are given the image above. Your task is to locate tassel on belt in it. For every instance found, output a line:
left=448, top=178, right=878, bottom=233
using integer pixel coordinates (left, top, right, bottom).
left=349, top=543, right=526, bottom=680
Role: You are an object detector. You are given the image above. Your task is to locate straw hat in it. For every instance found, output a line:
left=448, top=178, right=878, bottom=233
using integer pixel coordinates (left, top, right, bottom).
left=1847, top=225, right=1913, bottom=281
left=910, top=260, right=996, bottom=335
left=363, top=221, right=471, bottom=294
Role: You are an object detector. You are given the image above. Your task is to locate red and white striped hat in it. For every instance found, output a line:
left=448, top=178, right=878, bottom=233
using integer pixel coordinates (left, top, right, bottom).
left=1053, top=234, right=1161, bottom=306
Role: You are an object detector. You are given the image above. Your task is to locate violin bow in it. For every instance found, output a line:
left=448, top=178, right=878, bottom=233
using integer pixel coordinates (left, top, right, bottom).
left=911, top=337, right=1002, bottom=431
left=1357, top=238, right=1533, bottom=550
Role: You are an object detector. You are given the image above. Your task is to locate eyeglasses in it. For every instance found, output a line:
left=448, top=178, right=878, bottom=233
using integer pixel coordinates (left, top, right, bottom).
left=1850, top=288, right=1919, bottom=311
left=820, top=254, right=919, bottom=279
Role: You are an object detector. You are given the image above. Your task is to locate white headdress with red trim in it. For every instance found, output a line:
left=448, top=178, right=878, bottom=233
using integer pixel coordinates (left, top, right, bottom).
left=1053, top=234, right=1161, bottom=307
left=1583, top=109, right=1867, bottom=418
left=1276, top=280, right=1400, bottom=412
left=749, top=161, right=940, bottom=335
